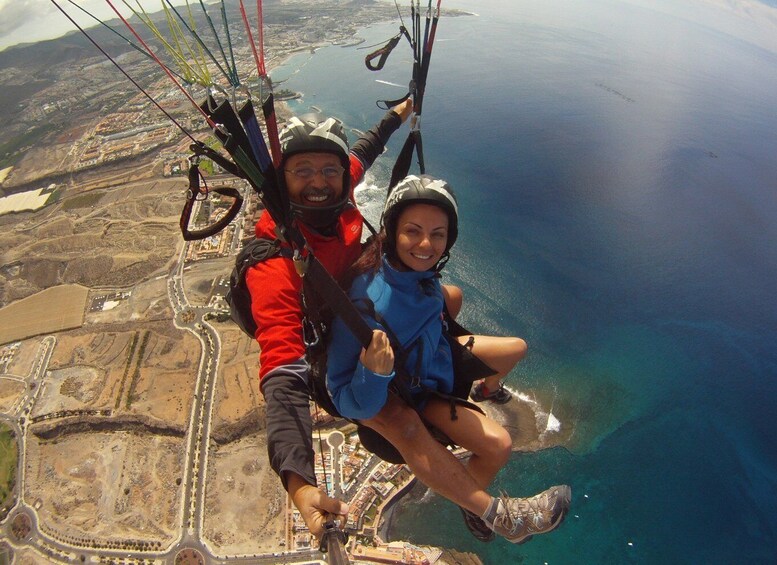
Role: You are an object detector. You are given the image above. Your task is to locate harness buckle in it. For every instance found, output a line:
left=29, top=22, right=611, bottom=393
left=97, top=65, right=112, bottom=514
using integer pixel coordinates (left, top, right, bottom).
left=410, top=112, right=421, bottom=133
left=293, top=249, right=309, bottom=278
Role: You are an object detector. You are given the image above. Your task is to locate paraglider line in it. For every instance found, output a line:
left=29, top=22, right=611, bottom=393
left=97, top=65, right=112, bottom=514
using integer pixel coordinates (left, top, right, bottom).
left=239, top=0, right=265, bottom=78
left=102, top=0, right=218, bottom=129
left=64, top=0, right=190, bottom=85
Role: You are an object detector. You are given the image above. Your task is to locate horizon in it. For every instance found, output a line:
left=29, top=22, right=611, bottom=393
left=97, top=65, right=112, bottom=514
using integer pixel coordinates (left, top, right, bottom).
left=0, top=0, right=202, bottom=52
left=1, top=0, right=777, bottom=57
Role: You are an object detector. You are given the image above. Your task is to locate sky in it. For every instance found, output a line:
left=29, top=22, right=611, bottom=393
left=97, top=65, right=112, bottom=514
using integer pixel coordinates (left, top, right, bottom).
left=2, top=0, right=777, bottom=55
left=0, top=0, right=194, bottom=51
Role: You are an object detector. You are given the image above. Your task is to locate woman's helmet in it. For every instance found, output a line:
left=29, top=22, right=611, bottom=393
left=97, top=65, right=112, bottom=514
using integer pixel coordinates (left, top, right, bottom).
left=279, top=113, right=350, bottom=229
left=382, top=174, right=459, bottom=268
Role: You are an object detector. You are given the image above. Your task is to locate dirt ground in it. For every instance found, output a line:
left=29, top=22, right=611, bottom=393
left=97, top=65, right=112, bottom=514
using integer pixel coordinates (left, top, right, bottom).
left=0, top=154, right=184, bottom=310
left=0, top=379, right=24, bottom=413
left=2, top=340, right=41, bottom=377
left=0, top=340, right=41, bottom=411
left=0, top=5, right=491, bottom=557
left=0, top=285, right=88, bottom=346
left=202, top=435, right=287, bottom=555
left=7, top=275, right=280, bottom=554
left=38, top=316, right=199, bottom=428
left=24, top=432, right=183, bottom=545
left=0, top=130, right=284, bottom=553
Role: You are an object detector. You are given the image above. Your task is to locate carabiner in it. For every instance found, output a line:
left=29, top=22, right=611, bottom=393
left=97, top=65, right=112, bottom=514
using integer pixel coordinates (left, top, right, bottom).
left=302, top=317, right=320, bottom=348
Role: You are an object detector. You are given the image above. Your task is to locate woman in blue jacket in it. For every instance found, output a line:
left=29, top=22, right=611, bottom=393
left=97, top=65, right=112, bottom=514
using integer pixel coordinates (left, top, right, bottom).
left=326, top=174, right=571, bottom=544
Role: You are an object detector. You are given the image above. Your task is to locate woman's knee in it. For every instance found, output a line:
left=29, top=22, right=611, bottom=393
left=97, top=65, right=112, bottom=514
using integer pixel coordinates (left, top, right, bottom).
left=442, top=284, right=463, bottom=319
left=477, top=425, right=513, bottom=466
left=507, top=337, right=528, bottom=362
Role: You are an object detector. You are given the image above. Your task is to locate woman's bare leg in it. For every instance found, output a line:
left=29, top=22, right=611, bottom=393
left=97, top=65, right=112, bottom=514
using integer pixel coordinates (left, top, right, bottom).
left=363, top=394, right=494, bottom=516
left=422, top=397, right=512, bottom=488
left=459, top=334, right=527, bottom=391
left=442, top=284, right=463, bottom=319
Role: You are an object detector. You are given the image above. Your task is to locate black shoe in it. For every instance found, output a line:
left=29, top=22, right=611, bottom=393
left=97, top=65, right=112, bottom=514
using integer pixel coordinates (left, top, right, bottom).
left=471, top=382, right=513, bottom=404
left=458, top=506, right=496, bottom=542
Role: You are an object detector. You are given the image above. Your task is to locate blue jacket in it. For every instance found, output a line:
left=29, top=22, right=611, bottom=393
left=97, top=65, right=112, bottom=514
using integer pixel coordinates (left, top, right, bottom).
left=326, top=256, right=454, bottom=419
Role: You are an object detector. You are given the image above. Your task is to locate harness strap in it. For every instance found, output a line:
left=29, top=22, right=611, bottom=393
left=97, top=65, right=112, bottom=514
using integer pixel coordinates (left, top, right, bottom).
left=261, top=84, right=283, bottom=168
left=190, top=141, right=243, bottom=178
left=305, top=257, right=374, bottom=347
left=238, top=99, right=273, bottom=172
left=389, top=128, right=422, bottom=191
left=353, top=297, right=431, bottom=409
left=200, top=95, right=262, bottom=172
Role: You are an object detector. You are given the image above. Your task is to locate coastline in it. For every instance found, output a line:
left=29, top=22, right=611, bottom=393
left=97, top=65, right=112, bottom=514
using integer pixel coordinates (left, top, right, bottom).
left=230, top=21, right=577, bottom=559
left=483, top=384, right=573, bottom=452
left=376, top=476, right=418, bottom=542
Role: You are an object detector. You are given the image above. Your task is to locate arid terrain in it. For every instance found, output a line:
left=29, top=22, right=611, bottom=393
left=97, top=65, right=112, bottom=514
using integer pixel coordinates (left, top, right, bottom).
left=0, top=131, right=286, bottom=553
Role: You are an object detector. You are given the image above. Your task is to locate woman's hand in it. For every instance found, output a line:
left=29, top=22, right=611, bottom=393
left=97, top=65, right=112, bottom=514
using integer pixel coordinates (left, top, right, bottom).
left=360, top=329, right=394, bottom=376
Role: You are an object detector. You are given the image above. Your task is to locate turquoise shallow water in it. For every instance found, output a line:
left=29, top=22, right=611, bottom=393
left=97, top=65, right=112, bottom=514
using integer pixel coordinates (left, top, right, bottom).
left=275, top=1, right=777, bottom=562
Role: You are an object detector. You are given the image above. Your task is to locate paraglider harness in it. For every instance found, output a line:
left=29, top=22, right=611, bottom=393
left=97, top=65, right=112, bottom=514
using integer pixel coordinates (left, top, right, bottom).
left=213, top=0, right=493, bottom=462
left=364, top=0, right=443, bottom=187
left=225, top=222, right=495, bottom=464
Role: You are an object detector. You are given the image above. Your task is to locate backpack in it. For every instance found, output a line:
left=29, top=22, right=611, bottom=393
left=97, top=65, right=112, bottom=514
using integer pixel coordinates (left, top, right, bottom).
left=224, top=236, right=343, bottom=418
left=225, top=237, right=292, bottom=338
left=226, top=204, right=372, bottom=338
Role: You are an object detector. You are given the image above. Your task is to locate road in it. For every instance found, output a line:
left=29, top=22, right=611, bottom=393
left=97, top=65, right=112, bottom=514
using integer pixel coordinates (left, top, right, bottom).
left=0, top=237, right=332, bottom=564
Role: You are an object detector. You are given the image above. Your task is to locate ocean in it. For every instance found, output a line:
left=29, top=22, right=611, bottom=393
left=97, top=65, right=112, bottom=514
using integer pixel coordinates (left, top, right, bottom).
left=275, top=1, right=777, bottom=562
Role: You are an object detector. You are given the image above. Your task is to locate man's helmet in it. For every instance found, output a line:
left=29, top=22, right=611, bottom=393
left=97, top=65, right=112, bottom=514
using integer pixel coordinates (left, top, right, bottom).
left=382, top=174, right=459, bottom=268
left=279, top=113, right=350, bottom=229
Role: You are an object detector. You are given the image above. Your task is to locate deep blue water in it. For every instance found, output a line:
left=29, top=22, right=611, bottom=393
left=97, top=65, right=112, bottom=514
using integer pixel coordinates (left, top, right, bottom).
left=275, top=1, right=777, bottom=562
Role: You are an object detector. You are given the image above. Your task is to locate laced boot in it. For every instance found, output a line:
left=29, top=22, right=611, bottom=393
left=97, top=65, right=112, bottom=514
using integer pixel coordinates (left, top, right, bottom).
left=487, top=485, right=571, bottom=544
left=471, top=382, right=513, bottom=404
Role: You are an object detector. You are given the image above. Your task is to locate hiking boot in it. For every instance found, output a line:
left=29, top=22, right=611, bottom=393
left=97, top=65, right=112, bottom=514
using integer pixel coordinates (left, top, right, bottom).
left=471, top=382, right=513, bottom=404
left=488, top=485, right=571, bottom=544
left=458, top=506, right=495, bottom=542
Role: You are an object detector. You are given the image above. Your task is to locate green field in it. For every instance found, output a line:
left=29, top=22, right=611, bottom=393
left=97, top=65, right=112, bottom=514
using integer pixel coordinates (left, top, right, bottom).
left=0, top=122, right=59, bottom=169
left=60, top=190, right=106, bottom=211
left=0, top=423, right=17, bottom=509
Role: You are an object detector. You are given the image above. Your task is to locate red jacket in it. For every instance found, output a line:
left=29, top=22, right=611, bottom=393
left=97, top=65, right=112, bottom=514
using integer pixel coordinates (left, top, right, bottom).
left=246, top=154, right=365, bottom=380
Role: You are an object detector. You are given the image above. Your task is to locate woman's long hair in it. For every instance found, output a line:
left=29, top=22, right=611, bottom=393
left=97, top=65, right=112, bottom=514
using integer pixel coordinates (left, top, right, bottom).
left=340, top=229, right=387, bottom=290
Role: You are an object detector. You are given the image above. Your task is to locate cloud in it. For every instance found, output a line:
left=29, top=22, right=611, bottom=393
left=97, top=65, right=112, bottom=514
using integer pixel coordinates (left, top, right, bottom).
left=0, top=0, right=197, bottom=51
left=0, top=0, right=57, bottom=37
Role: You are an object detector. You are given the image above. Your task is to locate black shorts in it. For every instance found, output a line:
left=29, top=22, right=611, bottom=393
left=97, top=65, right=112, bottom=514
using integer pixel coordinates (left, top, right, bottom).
left=357, top=337, right=495, bottom=464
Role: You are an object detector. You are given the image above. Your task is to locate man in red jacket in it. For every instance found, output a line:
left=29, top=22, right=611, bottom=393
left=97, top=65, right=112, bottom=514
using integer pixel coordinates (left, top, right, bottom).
left=246, top=101, right=412, bottom=537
